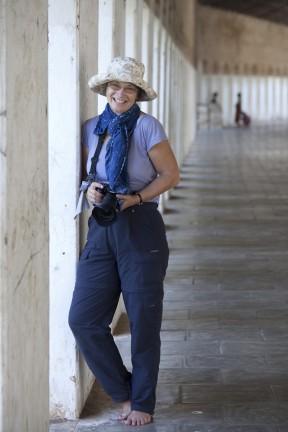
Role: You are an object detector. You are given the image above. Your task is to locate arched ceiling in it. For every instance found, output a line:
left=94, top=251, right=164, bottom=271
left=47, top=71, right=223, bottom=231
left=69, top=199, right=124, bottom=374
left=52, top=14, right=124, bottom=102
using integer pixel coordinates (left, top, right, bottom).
left=198, top=0, right=288, bottom=27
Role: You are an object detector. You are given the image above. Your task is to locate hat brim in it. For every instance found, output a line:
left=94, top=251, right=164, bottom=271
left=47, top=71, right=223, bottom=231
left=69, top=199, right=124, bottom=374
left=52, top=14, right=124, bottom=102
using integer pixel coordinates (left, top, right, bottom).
left=88, top=75, right=157, bottom=102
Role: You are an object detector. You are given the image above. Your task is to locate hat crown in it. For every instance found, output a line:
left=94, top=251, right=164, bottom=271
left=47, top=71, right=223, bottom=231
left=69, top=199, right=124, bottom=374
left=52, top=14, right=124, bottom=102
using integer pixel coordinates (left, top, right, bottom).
left=88, top=56, right=157, bottom=101
left=107, top=56, right=145, bottom=82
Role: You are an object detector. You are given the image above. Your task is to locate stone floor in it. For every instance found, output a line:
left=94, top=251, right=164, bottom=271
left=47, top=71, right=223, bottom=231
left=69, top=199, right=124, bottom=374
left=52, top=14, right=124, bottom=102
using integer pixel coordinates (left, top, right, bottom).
left=51, top=123, right=288, bottom=431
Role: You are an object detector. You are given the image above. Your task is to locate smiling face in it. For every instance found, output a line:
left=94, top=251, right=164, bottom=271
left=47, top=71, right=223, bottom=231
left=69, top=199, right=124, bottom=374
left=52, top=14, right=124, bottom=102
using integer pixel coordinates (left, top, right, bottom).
left=106, top=81, right=139, bottom=114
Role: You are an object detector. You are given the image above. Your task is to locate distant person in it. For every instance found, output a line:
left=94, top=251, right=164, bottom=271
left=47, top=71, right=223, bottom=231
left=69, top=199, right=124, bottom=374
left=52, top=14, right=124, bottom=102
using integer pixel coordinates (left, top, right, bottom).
left=210, top=92, right=219, bottom=105
left=235, top=92, right=251, bottom=127
left=235, top=92, right=242, bottom=126
left=209, top=92, right=222, bottom=128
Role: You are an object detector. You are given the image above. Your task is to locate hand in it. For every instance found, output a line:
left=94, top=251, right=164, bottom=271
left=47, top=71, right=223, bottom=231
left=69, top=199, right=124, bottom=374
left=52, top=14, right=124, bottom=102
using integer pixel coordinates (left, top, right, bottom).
left=87, top=182, right=104, bottom=205
left=116, top=194, right=141, bottom=210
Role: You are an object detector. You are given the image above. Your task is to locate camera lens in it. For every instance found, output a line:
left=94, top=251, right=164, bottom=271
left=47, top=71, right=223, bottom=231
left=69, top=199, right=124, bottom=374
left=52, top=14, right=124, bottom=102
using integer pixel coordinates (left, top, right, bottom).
left=92, top=190, right=118, bottom=227
left=92, top=206, right=118, bottom=226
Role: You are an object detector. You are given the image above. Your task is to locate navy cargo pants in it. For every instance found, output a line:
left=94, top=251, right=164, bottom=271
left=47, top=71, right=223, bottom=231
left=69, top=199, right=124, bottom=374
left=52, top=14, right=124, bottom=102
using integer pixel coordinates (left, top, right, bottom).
left=68, top=203, right=169, bottom=414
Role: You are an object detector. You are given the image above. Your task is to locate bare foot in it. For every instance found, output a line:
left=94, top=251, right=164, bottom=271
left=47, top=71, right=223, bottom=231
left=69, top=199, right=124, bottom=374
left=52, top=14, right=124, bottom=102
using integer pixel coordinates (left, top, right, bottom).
left=124, top=410, right=152, bottom=426
left=116, top=400, right=131, bottom=421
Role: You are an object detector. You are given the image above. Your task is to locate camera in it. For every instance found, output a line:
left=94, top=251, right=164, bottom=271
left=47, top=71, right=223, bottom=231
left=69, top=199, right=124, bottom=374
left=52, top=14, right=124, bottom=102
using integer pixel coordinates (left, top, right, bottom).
left=92, top=183, right=119, bottom=227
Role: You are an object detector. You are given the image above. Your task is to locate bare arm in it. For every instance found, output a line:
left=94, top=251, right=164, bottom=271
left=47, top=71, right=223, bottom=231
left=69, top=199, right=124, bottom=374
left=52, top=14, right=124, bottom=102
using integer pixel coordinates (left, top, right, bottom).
left=117, top=140, right=180, bottom=210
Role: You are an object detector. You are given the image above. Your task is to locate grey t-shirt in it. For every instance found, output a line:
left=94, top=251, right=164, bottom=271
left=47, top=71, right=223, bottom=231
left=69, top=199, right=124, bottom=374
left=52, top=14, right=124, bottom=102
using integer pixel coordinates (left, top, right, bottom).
left=81, top=113, right=168, bottom=203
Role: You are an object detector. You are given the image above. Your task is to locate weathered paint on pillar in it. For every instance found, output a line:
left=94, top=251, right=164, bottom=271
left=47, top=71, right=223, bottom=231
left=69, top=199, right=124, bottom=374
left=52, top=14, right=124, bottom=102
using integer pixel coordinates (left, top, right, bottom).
left=141, top=2, right=154, bottom=116
left=125, top=0, right=142, bottom=58
left=0, top=0, right=49, bottom=430
left=48, top=0, right=81, bottom=419
left=78, top=0, right=100, bottom=409
left=98, top=0, right=125, bottom=113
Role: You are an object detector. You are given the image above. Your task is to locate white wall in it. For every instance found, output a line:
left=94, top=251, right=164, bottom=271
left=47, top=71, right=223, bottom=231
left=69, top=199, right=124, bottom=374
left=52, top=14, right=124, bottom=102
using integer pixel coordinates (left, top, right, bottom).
left=0, top=1, right=49, bottom=431
left=198, top=74, right=288, bottom=127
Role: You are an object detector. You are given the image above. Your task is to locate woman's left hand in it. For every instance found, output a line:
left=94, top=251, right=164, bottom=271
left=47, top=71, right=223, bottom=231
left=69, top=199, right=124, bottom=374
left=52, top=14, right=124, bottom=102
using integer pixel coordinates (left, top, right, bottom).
left=116, top=194, right=140, bottom=210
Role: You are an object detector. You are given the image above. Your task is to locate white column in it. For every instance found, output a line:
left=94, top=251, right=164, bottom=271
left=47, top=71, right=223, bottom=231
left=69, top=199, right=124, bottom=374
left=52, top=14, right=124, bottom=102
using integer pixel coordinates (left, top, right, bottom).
left=78, top=0, right=100, bottom=408
left=98, top=0, right=125, bottom=113
left=114, top=0, right=126, bottom=56
left=0, top=1, right=49, bottom=431
left=141, top=1, right=154, bottom=115
left=79, top=0, right=99, bottom=123
left=250, top=76, right=258, bottom=120
left=258, top=77, right=266, bottom=122
left=164, top=36, right=172, bottom=131
left=183, top=61, right=196, bottom=156
left=125, top=0, right=142, bottom=59
left=158, top=28, right=166, bottom=126
left=141, top=2, right=149, bottom=70
left=231, top=75, right=237, bottom=126
left=220, top=75, right=228, bottom=126
left=200, top=74, right=210, bottom=105
left=151, top=17, right=160, bottom=118
left=267, top=77, right=274, bottom=120
left=49, top=0, right=81, bottom=419
left=274, top=77, right=281, bottom=120
left=281, top=77, right=288, bottom=119
left=98, top=0, right=115, bottom=113
left=169, top=44, right=182, bottom=161
left=157, top=16, right=167, bottom=211
left=175, top=51, right=182, bottom=162
left=125, top=0, right=144, bottom=110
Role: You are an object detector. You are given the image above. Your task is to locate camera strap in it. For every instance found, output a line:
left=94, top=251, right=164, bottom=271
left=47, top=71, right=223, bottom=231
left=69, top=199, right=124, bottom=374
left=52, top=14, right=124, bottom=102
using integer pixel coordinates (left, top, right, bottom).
left=89, top=133, right=105, bottom=177
left=75, top=133, right=106, bottom=219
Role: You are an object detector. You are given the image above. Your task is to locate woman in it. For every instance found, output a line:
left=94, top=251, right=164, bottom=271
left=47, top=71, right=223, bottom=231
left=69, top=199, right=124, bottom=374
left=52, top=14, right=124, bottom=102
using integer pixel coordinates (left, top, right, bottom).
left=69, top=56, right=179, bottom=426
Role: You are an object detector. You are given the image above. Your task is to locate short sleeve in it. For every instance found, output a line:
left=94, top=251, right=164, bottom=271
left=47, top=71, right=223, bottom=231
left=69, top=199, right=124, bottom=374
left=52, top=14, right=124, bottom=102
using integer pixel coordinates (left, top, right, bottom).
left=137, top=115, right=168, bottom=152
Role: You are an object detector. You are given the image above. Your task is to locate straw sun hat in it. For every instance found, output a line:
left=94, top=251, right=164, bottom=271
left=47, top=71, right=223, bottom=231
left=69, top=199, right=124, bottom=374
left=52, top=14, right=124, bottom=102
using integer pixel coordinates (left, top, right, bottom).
left=88, top=56, right=157, bottom=102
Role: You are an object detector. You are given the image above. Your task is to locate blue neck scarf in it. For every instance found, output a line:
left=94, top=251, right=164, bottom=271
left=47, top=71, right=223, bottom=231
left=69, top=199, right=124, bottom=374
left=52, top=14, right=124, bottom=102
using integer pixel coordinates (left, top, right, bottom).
left=93, top=103, right=140, bottom=194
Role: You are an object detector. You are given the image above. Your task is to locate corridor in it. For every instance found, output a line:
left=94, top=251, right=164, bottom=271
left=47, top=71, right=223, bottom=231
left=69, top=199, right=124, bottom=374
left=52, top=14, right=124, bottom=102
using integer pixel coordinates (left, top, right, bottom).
left=51, top=123, right=288, bottom=431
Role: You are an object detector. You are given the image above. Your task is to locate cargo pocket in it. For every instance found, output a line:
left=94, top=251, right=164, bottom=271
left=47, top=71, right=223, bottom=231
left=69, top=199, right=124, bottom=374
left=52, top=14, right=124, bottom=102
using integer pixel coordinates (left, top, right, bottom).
left=79, top=246, right=96, bottom=261
left=127, top=250, right=167, bottom=291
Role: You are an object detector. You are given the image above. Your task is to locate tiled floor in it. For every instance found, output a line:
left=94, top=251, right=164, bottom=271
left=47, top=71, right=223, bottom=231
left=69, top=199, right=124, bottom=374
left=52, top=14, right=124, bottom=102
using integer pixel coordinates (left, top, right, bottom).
left=51, top=124, right=288, bottom=431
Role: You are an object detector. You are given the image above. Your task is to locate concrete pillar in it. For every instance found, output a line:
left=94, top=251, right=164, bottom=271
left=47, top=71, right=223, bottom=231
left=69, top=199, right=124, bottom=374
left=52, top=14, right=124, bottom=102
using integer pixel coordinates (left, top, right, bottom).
left=125, top=0, right=144, bottom=111
left=98, top=0, right=116, bottom=118
left=125, top=0, right=143, bottom=59
left=164, top=36, right=172, bottom=131
left=48, top=0, right=82, bottom=419
left=98, top=0, right=125, bottom=113
left=78, top=0, right=100, bottom=407
left=152, top=17, right=160, bottom=118
left=182, top=61, right=196, bottom=156
left=141, top=1, right=154, bottom=116
left=0, top=1, right=49, bottom=431
left=281, top=77, right=288, bottom=118
left=267, top=77, right=274, bottom=120
left=274, top=77, right=281, bottom=119
left=49, top=0, right=106, bottom=420
left=258, top=77, right=266, bottom=121
left=158, top=3, right=166, bottom=127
